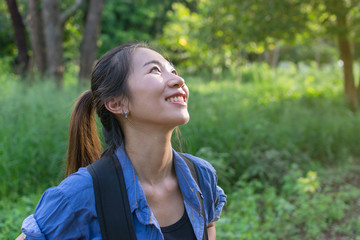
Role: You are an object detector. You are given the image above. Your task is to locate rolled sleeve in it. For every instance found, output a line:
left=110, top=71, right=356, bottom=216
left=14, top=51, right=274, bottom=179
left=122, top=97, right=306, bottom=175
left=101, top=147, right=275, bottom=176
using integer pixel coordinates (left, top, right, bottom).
left=21, top=214, right=46, bottom=240
left=212, top=185, right=227, bottom=222
left=20, top=168, right=97, bottom=239
left=34, top=187, right=80, bottom=238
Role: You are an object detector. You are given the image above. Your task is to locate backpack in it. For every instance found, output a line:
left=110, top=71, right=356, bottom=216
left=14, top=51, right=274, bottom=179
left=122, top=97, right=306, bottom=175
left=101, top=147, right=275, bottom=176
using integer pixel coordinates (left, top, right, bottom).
left=87, top=153, right=208, bottom=240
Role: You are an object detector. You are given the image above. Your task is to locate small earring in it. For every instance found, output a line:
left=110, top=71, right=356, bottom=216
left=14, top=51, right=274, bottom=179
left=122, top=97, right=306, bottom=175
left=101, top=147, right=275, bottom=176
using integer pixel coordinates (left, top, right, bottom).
left=124, top=111, right=129, bottom=119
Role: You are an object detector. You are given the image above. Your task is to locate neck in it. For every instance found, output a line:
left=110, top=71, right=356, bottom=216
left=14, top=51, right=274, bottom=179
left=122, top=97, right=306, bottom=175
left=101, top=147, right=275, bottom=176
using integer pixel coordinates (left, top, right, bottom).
left=123, top=125, right=175, bottom=185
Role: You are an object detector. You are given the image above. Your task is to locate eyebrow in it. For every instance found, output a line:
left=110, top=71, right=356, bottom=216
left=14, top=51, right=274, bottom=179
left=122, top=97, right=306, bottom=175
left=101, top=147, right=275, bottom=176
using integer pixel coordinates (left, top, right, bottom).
left=143, top=60, right=174, bottom=68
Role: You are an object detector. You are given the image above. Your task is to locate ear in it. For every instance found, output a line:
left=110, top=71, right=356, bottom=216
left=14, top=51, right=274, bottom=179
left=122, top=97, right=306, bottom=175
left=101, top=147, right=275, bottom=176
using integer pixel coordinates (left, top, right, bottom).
left=104, top=96, right=128, bottom=114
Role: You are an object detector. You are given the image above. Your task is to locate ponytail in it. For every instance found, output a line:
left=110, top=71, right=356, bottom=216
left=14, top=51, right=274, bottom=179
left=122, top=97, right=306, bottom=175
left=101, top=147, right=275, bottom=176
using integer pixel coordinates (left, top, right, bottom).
left=65, top=43, right=149, bottom=176
left=66, top=90, right=102, bottom=176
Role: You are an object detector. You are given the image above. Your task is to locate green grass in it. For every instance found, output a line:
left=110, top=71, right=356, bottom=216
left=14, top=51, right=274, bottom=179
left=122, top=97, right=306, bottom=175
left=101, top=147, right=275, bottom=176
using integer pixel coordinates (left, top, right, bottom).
left=1, top=62, right=360, bottom=238
left=0, top=80, right=80, bottom=200
left=0, top=191, right=43, bottom=239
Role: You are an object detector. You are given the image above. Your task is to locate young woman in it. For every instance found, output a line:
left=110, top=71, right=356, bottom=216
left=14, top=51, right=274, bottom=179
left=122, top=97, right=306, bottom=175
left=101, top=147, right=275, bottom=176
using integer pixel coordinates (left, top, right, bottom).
left=17, top=43, right=226, bottom=240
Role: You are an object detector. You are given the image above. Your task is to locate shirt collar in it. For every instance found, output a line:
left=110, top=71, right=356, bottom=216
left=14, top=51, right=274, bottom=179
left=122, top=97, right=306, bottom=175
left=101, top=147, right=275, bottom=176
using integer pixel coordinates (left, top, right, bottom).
left=172, top=151, right=202, bottom=213
left=115, top=144, right=152, bottom=225
left=114, top=144, right=202, bottom=224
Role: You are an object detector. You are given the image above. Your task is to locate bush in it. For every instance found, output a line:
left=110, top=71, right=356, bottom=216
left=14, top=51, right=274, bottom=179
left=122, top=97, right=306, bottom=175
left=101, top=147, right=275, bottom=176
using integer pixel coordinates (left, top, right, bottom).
left=216, top=165, right=360, bottom=239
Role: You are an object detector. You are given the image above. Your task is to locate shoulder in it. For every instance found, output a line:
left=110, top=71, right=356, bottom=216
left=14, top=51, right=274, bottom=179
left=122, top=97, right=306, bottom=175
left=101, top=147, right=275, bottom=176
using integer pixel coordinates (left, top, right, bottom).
left=180, top=153, right=217, bottom=179
left=33, top=167, right=96, bottom=237
left=35, top=167, right=95, bottom=214
left=56, top=167, right=94, bottom=198
left=41, top=167, right=94, bottom=208
left=179, top=152, right=218, bottom=196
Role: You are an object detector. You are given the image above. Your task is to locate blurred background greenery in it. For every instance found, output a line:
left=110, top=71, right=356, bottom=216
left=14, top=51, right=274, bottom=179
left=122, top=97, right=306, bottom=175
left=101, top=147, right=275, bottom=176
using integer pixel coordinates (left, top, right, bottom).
left=1, top=0, right=360, bottom=239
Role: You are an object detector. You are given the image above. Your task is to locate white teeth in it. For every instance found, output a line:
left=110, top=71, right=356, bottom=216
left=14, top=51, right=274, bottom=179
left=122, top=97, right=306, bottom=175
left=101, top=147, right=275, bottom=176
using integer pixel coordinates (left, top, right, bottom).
left=166, top=96, right=185, bottom=102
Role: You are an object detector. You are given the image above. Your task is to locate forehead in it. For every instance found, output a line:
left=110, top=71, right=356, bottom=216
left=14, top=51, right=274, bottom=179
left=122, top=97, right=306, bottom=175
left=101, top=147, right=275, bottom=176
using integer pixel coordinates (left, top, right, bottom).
left=131, top=48, right=171, bottom=68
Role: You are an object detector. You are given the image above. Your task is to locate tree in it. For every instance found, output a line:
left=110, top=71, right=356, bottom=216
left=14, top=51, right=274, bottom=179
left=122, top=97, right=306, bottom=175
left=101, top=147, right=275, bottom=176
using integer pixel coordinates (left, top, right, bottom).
left=79, top=0, right=106, bottom=84
left=321, top=0, right=360, bottom=109
left=300, top=0, right=360, bottom=109
left=204, top=0, right=360, bottom=109
left=26, top=0, right=107, bottom=86
left=157, top=0, right=308, bottom=75
left=6, top=0, right=29, bottom=74
left=333, top=2, right=358, bottom=109
left=41, top=0, right=84, bottom=86
left=0, top=2, right=16, bottom=56
left=27, top=0, right=46, bottom=74
left=160, top=0, right=360, bottom=109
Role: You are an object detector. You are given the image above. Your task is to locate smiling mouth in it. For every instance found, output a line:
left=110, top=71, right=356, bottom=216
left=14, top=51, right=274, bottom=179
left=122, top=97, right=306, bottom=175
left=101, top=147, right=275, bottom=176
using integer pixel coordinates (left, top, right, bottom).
left=166, top=95, right=186, bottom=103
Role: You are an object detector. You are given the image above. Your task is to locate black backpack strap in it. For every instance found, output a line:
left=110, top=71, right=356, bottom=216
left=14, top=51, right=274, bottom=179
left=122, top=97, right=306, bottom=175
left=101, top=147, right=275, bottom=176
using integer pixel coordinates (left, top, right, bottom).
left=87, top=154, right=137, bottom=240
left=180, top=154, right=209, bottom=240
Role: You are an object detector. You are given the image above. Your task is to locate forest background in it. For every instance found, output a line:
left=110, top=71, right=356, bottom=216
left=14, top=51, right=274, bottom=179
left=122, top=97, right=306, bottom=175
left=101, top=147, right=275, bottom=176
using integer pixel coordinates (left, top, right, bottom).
left=1, top=0, right=360, bottom=239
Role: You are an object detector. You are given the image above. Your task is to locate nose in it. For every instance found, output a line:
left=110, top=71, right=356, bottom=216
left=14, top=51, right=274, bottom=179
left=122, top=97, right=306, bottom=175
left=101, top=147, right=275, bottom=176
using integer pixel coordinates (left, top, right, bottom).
left=168, top=74, right=185, bottom=88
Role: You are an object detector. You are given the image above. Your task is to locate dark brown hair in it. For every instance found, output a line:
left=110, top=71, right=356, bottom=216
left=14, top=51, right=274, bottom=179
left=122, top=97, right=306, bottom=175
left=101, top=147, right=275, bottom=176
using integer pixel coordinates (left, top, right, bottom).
left=66, top=43, right=147, bottom=176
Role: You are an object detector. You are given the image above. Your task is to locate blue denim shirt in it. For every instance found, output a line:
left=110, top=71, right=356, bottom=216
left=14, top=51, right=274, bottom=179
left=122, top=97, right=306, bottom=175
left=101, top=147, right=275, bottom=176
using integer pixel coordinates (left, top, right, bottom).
left=21, top=144, right=227, bottom=239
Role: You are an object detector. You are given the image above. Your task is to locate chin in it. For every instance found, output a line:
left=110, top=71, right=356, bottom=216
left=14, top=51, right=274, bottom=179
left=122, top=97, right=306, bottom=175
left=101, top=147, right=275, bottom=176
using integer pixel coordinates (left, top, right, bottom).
left=178, top=117, right=190, bottom=126
left=169, top=114, right=190, bottom=127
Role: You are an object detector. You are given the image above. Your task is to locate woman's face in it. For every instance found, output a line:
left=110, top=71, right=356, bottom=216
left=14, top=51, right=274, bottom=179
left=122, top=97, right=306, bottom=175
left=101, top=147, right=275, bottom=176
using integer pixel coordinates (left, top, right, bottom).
left=126, top=47, right=190, bottom=129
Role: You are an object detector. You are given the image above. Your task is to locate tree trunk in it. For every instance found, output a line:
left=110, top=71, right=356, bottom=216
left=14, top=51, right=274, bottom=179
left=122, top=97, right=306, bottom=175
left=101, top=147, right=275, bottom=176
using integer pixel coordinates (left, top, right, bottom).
left=358, top=62, right=360, bottom=97
left=264, top=46, right=280, bottom=68
left=235, top=49, right=242, bottom=82
left=42, top=0, right=64, bottom=86
left=27, top=0, right=47, bottom=74
left=314, top=40, right=321, bottom=68
left=6, top=0, right=29, bottom=75
left=41, top=0, right=84, bottom=87
left=336, top=15, right=359, bottom=110
left=79, top=0, right=106, bottom=85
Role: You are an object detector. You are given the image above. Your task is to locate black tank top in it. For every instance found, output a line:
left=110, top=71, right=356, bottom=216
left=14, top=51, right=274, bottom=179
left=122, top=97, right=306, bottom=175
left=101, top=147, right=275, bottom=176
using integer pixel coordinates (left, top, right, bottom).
left=161, top=209, right=197, bottom=240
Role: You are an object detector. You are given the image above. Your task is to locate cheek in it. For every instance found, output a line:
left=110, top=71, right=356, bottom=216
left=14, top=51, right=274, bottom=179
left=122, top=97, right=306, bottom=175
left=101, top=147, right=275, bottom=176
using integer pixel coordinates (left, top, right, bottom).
left=129, top=87, right=163, bottom=110
left=182, top=84, right=189, bottom=98
left=127, top=76, right=166, bottom=112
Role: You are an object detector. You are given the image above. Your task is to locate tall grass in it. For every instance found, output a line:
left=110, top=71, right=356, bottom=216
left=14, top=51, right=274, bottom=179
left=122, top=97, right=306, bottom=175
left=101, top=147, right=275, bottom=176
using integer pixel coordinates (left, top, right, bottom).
left=0, top=79, right=80, bottom=199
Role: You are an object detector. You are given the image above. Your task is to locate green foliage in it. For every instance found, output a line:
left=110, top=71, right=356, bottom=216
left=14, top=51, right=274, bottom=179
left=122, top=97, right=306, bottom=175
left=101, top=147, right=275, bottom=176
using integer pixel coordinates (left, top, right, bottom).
left=156, top=2, right=237, bottom=75
left=0, top=192, right=41, bottom=239
left=156, top=3, right=203, bottom=70
left=279, top=42, right=338, bottom=65
left=179, top=62, right=360, bottom=191
left=1, top=63, right=360, bottom=238
left=216, top=166, right=360, bottom=239
left=156, top=0, right=360, bottom=76
left=63, top=14, right=83, bottom=62
left=99, top=0, right=182, bottom=56
left=201, top=0, right=308, bottom=45
left=156, top=0, right=314, bottom=74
